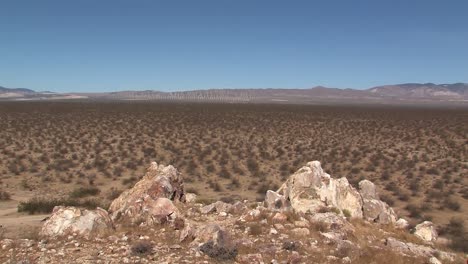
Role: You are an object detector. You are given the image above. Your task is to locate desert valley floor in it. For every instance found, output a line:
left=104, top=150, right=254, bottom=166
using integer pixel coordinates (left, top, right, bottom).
left=0, top=102, right=466, bottom=245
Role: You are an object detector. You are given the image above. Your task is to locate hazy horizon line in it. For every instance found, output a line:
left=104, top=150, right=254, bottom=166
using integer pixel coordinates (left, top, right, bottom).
left=2, top=81, right=468, bottom=94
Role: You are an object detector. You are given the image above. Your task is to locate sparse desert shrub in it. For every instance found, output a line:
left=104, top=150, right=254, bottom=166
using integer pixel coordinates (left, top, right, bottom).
left=427, top=168, right=439, bottom=175
left=405, top=204, right=421, bottom=218
left=106, top=188, right=123, bottom=200
left=199, top=240, right=238, bottom=260
left=209, top=181, right=222, bottom=192
left=185, top=187, right=199, bottom=195
left=248, top=223, right=263, bottom=236
left=398, top=193, right=409, bottom=202
left=219, top=168, right=232, bottom=179
left=440, top=217, right=468, bottom=252
left=131, top=241, right=153, bottom=256
left=17, top=197, right=102, bottom=214
left=282, top=241, right=298, bottom=251
left=342, top=209, right=351, bottom=218
left=69, top=186, right=101, bottom=198
left=450, top=233, right=468, bottom=252
left=443, top=197, right=460, bottom=211
left=20, top=179, right=31, bottom=190
left=442, top=217, right=465, bottom=236
left=461, top=188, right=468, bottom=199
left=0, top=190, right=11, bottom=200
left=433, top=179, right=444, bottom=190
left=230, top=177, right=241, bottom=188
left=122, top=176, right=137, bottom=186
left=256, top=183, right=270, bottom=194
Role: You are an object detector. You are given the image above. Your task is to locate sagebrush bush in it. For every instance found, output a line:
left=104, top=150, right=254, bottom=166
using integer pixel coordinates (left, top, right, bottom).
left=17, top=197, right=102, bottom=214
left=69, top=186, right=101, bottom=198
left=131, top=241, right=153, bottom=256
left=0, top=190, right=11, bottom=200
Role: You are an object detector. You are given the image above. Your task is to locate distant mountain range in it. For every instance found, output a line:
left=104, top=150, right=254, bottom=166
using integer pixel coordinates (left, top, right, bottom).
left=1, top=83, right=467, bottom=104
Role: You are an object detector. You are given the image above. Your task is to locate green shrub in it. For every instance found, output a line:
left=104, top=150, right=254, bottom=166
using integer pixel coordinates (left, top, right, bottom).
left=131, top=241, right=153, bottom=256
left=0, top=190, right=11, bottom=201
left=106, top=188, right=123, bottom=200
left=342, top=209, right=351, bottom=218
left=69, top=186, right=100, bottom=198
left=18, top=197, right=102, bottom=214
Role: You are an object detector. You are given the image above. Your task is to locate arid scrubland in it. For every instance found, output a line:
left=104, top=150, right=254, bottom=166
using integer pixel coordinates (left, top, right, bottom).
left=0, top=102, right=466, bottom=244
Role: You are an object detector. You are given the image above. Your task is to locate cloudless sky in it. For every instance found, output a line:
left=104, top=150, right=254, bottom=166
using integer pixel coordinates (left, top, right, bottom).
left=0, top=0, right=467, bottom=92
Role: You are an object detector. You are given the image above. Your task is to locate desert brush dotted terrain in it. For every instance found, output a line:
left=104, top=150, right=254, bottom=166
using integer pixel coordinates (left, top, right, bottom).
left=0, top=101, right=466, bottom=247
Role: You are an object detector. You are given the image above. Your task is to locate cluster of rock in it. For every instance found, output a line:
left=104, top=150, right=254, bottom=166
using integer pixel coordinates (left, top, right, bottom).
left=33, top=160, right=458, bottom=263
left=266, top=161, right=398, bottom=224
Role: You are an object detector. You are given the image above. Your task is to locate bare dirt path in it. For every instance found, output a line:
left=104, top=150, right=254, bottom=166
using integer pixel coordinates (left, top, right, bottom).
left=0, top=192, right=49, bottom=238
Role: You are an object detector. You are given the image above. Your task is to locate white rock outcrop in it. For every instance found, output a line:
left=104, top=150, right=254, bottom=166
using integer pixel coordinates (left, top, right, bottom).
left=40, top=206, right=113, bottom=238
left=414, top=221, right=438, bottom=242
left=267, top=161, right=398, bottom=224
left=395, top=218, right=409, bottom=229
left=358, top=180, right=396, bottom=224
left=276, top=161, right=363, bottom=217
left=109, top=162, right=185, bottom=224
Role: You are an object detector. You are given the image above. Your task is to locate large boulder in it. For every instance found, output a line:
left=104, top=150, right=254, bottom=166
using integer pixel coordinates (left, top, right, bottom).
left=277, top=161, right=325, bottom=213
left=40, top=206, right=113, bottom=238
left=414, top=221, right=438, bottom=242
left=359, top=180, right=397, bottom=224
left=328, top=177, right=363, bottom=218
left=109, top=162, right=185, bottom=224
left=358, top=180, right=378, bottom=200
left=361, top=198, right=396, bottom=224
left=275, top=161, right=363, bottom=217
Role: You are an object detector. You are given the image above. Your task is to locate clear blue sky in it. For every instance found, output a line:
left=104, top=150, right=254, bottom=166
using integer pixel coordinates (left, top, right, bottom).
left=1, top=0, right=467, bottom=92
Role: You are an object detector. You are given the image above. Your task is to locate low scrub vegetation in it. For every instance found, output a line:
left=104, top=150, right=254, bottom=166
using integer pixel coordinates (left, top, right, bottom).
left=0, top=189, right=11, bottom=200
left=0, top=102, right=465, bottom=232
left=17, top=197, right=103, bottom=214
left=69, top=186, right=100, bottom=198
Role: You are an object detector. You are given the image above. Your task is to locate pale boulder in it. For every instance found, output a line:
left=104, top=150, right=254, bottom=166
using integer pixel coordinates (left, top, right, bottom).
left=358, top=180, right=378, bottom=200
left=359, top=180, right=397, bottom=224
left=185, top=193, right=197, bottom=203
left=40, top=206, right=113, bottom=238
left=395, top=218, right=409, bottom=229
left=330, top=177, right=363, bottom=218
left=414, top=221, right=438, bottom=242
left=109, top=162, right=185, bottom=224
left=428, top=257, right=442, bottom=264
left=277, top=162, right=324, bottom=214
left=276, top=161, right=363, bottom=218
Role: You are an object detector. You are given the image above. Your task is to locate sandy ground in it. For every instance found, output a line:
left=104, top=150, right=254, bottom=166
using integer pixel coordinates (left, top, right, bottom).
left=0, top=192, right=49, bottom=238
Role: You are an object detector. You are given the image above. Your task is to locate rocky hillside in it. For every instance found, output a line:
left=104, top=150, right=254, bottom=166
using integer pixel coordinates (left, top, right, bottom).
left=0, top=161, right=465, bottom=263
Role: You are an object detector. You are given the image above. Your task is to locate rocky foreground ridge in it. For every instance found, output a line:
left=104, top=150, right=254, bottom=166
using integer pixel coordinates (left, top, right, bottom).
left=1, top=161, right=464, bottom=263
